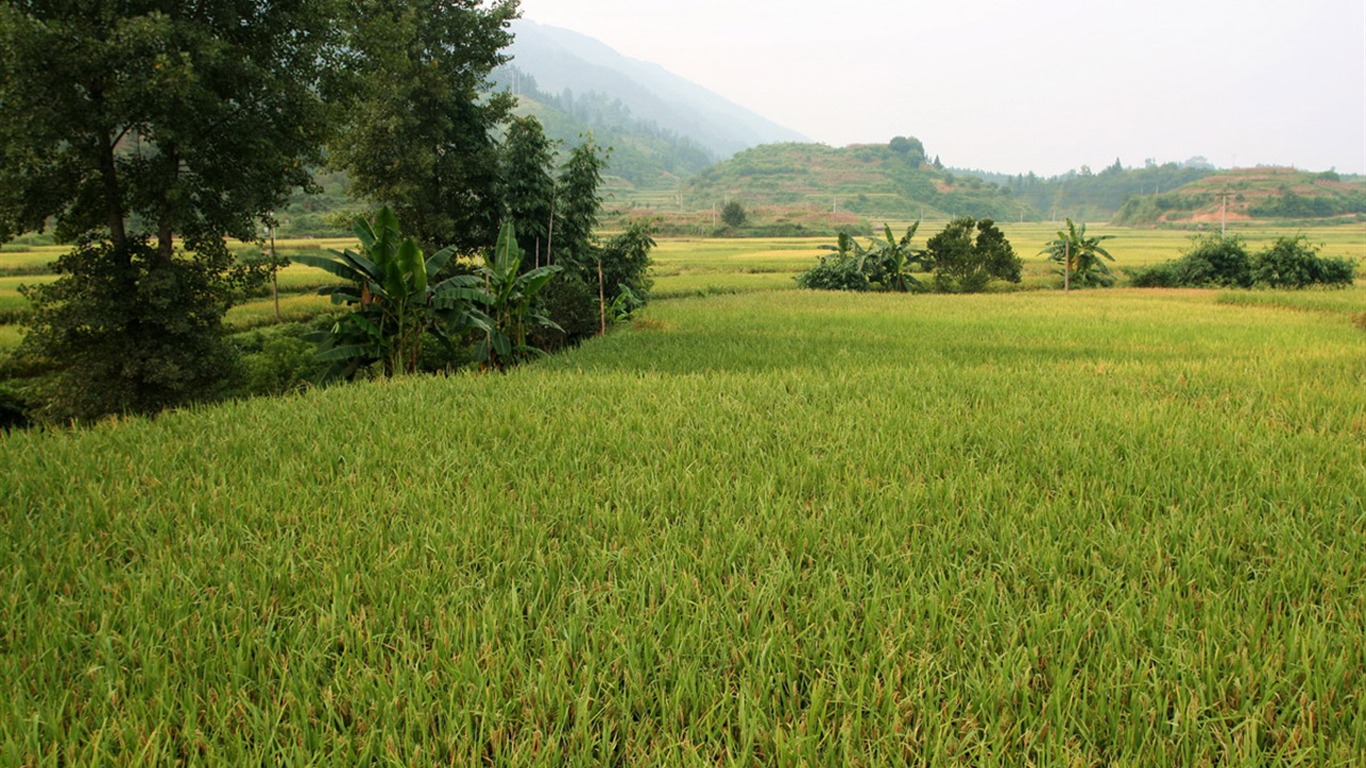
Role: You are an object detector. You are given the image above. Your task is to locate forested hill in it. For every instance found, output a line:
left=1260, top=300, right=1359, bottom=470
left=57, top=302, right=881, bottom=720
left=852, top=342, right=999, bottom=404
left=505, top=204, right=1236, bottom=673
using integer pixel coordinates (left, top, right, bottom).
left=1112, top=167, right=1366, bottom=225
left=488, top=66, right=715, bottom=188
left=686, top=142, right=1029, bottom=222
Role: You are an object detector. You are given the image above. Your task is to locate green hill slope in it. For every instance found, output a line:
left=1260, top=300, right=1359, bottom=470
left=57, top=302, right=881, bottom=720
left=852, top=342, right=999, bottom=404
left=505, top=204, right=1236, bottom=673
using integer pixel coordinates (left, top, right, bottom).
left=685, top=142, right=1032, bottom=222
left=1115, top=167, right=1366, bottom=225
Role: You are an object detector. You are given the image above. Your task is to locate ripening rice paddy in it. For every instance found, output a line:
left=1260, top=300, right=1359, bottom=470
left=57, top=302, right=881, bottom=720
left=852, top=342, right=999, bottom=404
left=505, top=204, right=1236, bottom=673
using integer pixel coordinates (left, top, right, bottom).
left=1, top=285, right=1363, bottom=765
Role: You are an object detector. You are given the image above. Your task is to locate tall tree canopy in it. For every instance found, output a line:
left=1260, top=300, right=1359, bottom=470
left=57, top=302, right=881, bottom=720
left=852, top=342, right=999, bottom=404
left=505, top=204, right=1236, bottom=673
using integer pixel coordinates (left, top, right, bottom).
left=500, top=115, right=556, bottom=263
left=330, top=0, right=520, bottom=253
left=553, top=137, right=607, bottom=267
left=0, top=0, right=338, bottom=258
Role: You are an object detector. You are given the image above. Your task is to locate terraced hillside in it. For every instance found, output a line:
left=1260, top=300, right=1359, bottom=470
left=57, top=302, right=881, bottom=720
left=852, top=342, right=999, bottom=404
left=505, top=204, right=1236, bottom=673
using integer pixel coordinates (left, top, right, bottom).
left=1115, top=168, right=1366, bottom=225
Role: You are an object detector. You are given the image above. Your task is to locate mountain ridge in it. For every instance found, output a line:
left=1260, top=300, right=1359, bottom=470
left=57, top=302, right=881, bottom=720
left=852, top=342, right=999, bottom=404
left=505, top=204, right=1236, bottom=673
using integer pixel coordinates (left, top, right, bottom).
left=503, top=20, right=809, bottom=160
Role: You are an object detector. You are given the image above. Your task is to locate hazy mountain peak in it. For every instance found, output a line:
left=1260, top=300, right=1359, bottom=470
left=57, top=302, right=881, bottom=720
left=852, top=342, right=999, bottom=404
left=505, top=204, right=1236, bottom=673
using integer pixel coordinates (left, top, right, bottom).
left=507, top=19, right=808, bottom=158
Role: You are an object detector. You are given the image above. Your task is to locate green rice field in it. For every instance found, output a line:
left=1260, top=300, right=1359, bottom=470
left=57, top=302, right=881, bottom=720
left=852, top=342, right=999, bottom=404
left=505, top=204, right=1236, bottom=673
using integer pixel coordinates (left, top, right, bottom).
left=2, top=280, right=1364, bottom=763
left=1, top=226, right=1363, bottom=347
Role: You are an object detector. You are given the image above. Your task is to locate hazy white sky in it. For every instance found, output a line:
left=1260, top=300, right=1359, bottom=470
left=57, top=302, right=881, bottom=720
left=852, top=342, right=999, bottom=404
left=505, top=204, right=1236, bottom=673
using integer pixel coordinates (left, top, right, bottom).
left=515, top=0, right=1366, bottom=176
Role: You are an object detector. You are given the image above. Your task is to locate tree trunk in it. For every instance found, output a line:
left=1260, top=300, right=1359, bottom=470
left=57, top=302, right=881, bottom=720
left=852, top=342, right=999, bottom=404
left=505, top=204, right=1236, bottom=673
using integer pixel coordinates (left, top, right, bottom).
left=156, top=145, right=179, bottom=263
left=158, top=222, right=175, bottom=264
left=1064, top=240, right=1071, bottom=292
left=97, top=131, right=128, bottom=256
left=546, top=194, right=556, bottom=266
left=271, top=226, right=281, bottom=323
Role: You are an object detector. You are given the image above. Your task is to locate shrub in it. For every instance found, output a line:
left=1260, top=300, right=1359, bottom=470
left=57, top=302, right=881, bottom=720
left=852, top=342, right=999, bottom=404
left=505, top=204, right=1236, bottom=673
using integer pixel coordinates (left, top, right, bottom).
left=19, top=235, right=242, bottom=422
left=594, top=221, right=655, bottom=306
left=0, top=384, right=31, bottom=431
left=1127, top=262, right=1181, bottom=288
left=1127, top=235, right=1250, bottom=289
left=1130, top=235, right=1356, bottom=290
left=1249, top=236, right=1357, bottom=289
left=923, top=218, right=1021, bottom=293
left=795, top=253, right=872, bottom=291
left=721, top=201, right=747, bottom=228
left=531, top=272, right=600, bottom=351
left=1175, top=235, right=1253, bottom=287
left=232, top=323, right=322, bottom=397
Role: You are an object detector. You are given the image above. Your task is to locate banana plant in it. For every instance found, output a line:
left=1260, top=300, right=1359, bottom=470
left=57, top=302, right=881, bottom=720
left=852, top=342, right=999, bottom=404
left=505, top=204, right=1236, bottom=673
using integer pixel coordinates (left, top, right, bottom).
left=814, top=222, right=926, bottom=292
left=866, top=221, right=926, bottom=292
left=1041, top=218, right=1116, bottom=290
left=472, top=222, right=562, bottom=371
left=294, top=207, right=485, bottom=378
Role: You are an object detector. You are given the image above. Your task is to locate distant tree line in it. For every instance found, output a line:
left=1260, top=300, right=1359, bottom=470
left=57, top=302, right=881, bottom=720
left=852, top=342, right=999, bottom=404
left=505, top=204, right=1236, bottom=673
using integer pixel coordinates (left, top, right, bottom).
left=954, top=160, right=1216, bottom=222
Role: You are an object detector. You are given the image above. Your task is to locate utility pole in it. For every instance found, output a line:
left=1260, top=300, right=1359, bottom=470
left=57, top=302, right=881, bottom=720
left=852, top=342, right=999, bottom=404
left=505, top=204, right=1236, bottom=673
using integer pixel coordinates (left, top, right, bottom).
left=1220, top=190, right=1229, bottom=239
left=1064, top=239, right=1071, bottom=293
left=269, top=222, right=280, bottom=323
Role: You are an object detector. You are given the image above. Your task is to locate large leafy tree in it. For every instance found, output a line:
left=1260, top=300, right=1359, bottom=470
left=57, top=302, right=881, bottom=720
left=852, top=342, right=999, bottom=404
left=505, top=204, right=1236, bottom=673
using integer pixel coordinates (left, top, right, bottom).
left=0, top=0, right=338, bottom=419
left=0, top=0, right=336, bottom=257
left=330, top=0, right=519, bottom=254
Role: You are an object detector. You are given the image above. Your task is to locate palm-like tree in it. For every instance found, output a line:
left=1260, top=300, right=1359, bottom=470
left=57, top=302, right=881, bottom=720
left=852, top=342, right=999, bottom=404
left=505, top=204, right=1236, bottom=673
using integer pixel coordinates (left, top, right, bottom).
left=1042, top=218, right=1116, bottom=290
left=294, top=208, right=484, bottom=378
left=473, top=223, right=563, bottom=370
left=868, top=222, right=926, bottom=292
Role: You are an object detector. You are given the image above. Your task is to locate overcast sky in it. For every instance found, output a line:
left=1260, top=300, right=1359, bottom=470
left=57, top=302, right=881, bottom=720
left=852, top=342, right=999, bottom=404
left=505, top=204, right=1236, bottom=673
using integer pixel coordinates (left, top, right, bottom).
left=515, top=0, right=1365, bottom=176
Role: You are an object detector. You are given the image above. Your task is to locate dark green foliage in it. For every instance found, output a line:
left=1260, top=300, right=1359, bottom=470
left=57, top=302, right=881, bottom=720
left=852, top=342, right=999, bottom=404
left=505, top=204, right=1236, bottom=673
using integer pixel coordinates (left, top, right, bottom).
left=0, top=383, right=31, bottom=430
left=868, top=223, right=926, bottom=293
left=530, top=272, right=599, bottom=351
left=888, top=136, right=926, bottom=168
left=1181, top=235, right=1253, bottom=287
left=1128, top=235, right=1251, bottom=288
left=0, top=0, right=334, bottom=253
left=1248, top=190, right=1366, bottom=219
left=923, top=218, right=1021, bottom=293
left=796, top=224, right=926, bottom=293
left=19, top=237, right=240, bottom=422
left=721, top=201, right=748, bottom=228
left=554, top=138, right=608, bottom=266
left=1127, top=235, right=1355, bottom=290
left=232, top=323, right=321, bottom=397
left=1127, top=262, right=1182, bottom=288
left=0, top=0, right=337, bottom=418
left=595, top=221, right=656, bottom=305
left=501, top=116, right=557, bottom=263
left=794, top=253, right=872, bottom=291
left=329, top=0, right=518, bottom=253
left=1248, top=236, right=1357, bottom=289
left=473, top=223, right=563, bottom=370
